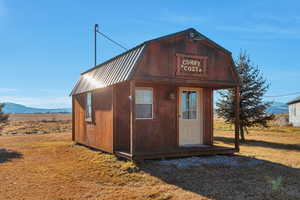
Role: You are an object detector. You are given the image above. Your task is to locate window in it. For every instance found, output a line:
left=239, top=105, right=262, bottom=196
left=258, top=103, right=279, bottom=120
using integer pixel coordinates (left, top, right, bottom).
left=294, top=105, right=297, bottom=116
left=135, top=88, right=153, bottom=119
left=181, top=91, right=198, bottom=120
left=85, top=92, right=92, bottom=121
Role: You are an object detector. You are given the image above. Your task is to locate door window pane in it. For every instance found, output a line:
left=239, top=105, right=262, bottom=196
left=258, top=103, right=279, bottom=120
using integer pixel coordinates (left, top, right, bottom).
left=135, top=88, right=153, bottom=119
left=181, top=91, right=197, bottom=119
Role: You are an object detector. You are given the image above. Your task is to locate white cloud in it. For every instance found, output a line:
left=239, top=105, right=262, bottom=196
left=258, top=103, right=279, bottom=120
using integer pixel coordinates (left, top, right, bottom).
left=0, top=96, right=71, bottom=109
left=38, top=89, right=69, bottom=94
left=216, top=12, right=300, bottom=40
left=129, top=10, right=207, bottom=27
left=0, top=88, right=17, bottom=92
left=216, top=24, right=300, bottom=39
left=217, top=24, right=298, bottom=34
left=253, top=13, right=300, bottom=24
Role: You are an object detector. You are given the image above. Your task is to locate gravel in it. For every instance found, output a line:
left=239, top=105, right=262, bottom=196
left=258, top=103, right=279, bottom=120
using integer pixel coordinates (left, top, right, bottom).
left=157, top=155, right=264, bottom=168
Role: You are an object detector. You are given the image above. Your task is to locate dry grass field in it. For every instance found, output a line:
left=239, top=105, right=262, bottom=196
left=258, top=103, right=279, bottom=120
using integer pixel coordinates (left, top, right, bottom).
left=0, top=113, right=71, bottom=136
left=0, top=114, right=300, bottom=200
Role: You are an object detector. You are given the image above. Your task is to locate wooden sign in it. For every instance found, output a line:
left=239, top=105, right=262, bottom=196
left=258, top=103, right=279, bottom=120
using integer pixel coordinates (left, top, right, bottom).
left=176, top=53, right=208, bottom=77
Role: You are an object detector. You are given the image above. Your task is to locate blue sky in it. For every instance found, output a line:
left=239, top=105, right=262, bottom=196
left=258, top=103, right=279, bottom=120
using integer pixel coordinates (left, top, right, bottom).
left=0, top=0, right=299, bottom=108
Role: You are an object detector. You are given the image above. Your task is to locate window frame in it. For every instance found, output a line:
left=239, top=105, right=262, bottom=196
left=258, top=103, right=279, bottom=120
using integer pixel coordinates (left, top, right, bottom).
left=85, top=92, right=93, bottom=122
left=135, top=87, right=154, bottom=120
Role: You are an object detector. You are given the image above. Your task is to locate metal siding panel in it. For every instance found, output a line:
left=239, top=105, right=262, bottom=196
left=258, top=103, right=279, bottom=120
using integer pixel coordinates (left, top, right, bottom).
left=103, top=59, right=118, bottom=86
left=109, top=54, right=128, bottom=85
left=93, top=66, right=105, bottom=87
left=98, top=61, right=113, bottom=85
left=107, top=55, right=127, bottom=86
left=96, top=60, right=114, bottom=87
left=116, top=53, right=130, bottom=82
left=124, top=46, right=144, bottom=80
left=123, top=46, right=144, bottom=80
left=115, top=50, right=136, bottom=83
left=105, top=57, right=120, bottom=86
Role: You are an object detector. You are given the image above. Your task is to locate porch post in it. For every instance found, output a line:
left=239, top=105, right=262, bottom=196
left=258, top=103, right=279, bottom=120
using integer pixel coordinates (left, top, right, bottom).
left=130, top=80, right=136, bottom=155
left=72, top=96, right=75, bottom=141
left=234, top=86, right=240, bottom=151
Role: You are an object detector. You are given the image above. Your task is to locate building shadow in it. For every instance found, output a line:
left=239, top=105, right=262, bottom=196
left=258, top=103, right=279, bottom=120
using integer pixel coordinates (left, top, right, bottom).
left=0, top=149, right=23, bottom=163
left=137, top=155, right=300, bottom=200
left=214, top=136, right=300, bottom=152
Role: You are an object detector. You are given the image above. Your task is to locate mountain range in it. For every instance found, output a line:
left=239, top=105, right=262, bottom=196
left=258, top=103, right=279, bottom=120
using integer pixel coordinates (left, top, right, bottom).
left=1, top=102, right=71, bottom=114
left=266, top=102, right=289, bottom=114
left=213, top=101, right=288, bottom=114
left=0, top=101, right=288, bottom=114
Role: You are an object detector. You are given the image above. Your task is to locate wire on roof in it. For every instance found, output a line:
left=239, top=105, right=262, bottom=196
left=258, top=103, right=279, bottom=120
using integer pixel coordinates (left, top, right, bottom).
left=96, top=30, right=128, bottom=51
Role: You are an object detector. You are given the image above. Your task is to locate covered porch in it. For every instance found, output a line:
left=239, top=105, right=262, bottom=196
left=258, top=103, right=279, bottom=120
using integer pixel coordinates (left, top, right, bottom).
left=114, top=80, right=241, bottom=161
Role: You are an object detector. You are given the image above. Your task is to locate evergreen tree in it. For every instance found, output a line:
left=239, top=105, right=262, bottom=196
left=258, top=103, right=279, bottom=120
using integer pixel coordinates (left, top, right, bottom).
left=216, top=51, right=274, bottom=142
left=0, top=103, right=9, bottom=130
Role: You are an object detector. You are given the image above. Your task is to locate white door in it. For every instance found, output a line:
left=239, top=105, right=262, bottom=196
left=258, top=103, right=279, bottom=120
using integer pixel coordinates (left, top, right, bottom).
left=179, top=87, right=203, bottom=146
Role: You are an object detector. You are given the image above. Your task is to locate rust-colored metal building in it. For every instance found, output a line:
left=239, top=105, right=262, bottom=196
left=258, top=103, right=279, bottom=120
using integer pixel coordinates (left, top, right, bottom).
left=70, top=28, right=240, bottom=160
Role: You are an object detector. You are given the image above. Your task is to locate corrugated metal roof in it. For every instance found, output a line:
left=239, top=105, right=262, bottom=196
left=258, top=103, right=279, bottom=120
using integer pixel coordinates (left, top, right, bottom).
left=70, top=44, right=145, bottom=95
left=287, top=96, right=300, bottom=105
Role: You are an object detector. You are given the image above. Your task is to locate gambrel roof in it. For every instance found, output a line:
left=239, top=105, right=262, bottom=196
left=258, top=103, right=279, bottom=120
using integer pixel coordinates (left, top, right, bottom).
left=70, top=28, right=234, bottom=95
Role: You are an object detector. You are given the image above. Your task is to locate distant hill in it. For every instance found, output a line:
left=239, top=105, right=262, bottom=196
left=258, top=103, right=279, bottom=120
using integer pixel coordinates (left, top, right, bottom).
left=1, top=102, right=71, bottom=114
left=1, top=101, right=288, bottom=114
left=214, top=101, right=288, bottom=115
left=267, top=102, right=288, bottom=114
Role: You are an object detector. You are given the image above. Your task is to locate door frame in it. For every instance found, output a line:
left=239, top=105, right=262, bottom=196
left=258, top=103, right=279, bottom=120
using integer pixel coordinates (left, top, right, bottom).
left=177, top=87, right=204, bottom=146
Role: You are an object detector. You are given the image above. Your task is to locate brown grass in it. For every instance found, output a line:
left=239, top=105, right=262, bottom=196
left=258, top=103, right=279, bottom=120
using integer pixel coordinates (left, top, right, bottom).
left=0, top=114, right=299, bottom=200
left=0, top=113, right=71, bottom=136
left=8, top=113, right=72, bottom=122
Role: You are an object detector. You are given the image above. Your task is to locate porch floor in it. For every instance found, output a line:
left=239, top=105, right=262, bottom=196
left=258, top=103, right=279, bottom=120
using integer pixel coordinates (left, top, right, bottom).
left=115, top=145, right=238, bottom=161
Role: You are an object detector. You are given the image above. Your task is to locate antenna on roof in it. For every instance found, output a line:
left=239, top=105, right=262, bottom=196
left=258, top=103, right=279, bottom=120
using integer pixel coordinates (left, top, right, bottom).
left=94, top=24, right=99, bottom=67
left=93, top=24, right=128, bottom=67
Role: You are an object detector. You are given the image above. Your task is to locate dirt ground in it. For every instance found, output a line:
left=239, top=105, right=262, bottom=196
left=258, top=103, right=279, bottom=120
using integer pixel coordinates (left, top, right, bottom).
left=0, top=115, right=300, bottom=200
